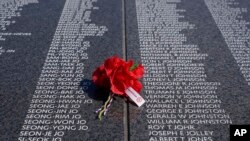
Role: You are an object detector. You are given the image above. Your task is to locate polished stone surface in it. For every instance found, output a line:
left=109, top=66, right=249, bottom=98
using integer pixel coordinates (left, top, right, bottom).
left=0, top=0, right=124, bottom=140
left=1, top=0, right=250, bottom=141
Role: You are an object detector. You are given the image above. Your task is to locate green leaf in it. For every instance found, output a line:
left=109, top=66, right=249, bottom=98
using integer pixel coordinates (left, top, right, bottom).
left=130, top=63, right=138, bottom=71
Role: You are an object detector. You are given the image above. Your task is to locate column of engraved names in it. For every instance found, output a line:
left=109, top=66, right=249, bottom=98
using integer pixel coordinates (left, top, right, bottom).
left=204, top=0, right=250, bottom=85
left=135, top=0, right=232, bottom=141
left=19, top=0, right=107, bottom=141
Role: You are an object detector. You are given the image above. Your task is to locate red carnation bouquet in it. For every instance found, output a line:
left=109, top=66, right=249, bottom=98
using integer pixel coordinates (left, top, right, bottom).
left=92, top=56, right=145, bottom=120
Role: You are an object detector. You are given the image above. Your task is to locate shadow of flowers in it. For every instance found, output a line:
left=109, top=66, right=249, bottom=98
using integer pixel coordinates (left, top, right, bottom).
left=80, top=79, right=110, bottom=103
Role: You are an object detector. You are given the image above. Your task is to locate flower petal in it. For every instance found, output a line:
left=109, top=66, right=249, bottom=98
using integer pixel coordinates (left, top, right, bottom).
left=131, top=80, right=143, bottom=93
left=131, top=63, right=144, bottom=79
left=104, top=56, right=124, bottom=76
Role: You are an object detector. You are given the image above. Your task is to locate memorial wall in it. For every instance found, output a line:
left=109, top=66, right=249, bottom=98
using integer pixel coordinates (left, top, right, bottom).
left=127, top=0, right=250, bottom=140
left=1, top=0, right=250, bottom=141
left=1, top=0, right=124, bottom=140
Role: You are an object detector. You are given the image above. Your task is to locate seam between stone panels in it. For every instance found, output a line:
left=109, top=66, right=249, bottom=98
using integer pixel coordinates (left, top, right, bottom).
left=122, top=0, right=129, bottom=141
left=122, top=0, right=127, bottom=60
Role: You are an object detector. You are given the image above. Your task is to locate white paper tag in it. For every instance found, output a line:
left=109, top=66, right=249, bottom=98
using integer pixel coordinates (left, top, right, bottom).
left=125, top=87, right=145, bottom=107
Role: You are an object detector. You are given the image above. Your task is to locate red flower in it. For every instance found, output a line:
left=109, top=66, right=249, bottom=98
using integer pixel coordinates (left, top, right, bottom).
left=92, top=56, right=144, bottom=96
left=104, top=56, right=124, bottom=76
left=125, top=60, right=144, bottom=79
left=92, top=65, right=110, bottom=88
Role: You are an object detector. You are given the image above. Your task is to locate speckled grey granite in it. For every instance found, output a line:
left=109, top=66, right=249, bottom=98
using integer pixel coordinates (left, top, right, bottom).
left=0, top=0, right=124, bottom=141
left=0, top=0, right=66, bottom=140
left=69, top=0, right=125, bottom=140
left=125, top=0, right=149, bottom=141
left=126, top=0, right=250, bottom=141
left=1, top=0, right=250, bottom=141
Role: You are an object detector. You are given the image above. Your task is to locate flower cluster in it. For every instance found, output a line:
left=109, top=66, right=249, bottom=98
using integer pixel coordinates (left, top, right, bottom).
left=92, top=56, right=144, bottom=96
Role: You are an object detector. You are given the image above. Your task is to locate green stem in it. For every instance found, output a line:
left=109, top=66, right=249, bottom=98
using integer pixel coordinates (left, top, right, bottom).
left=98, top=94, right=111, bottom=121
left=130, top=63, right=138, bottom=71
